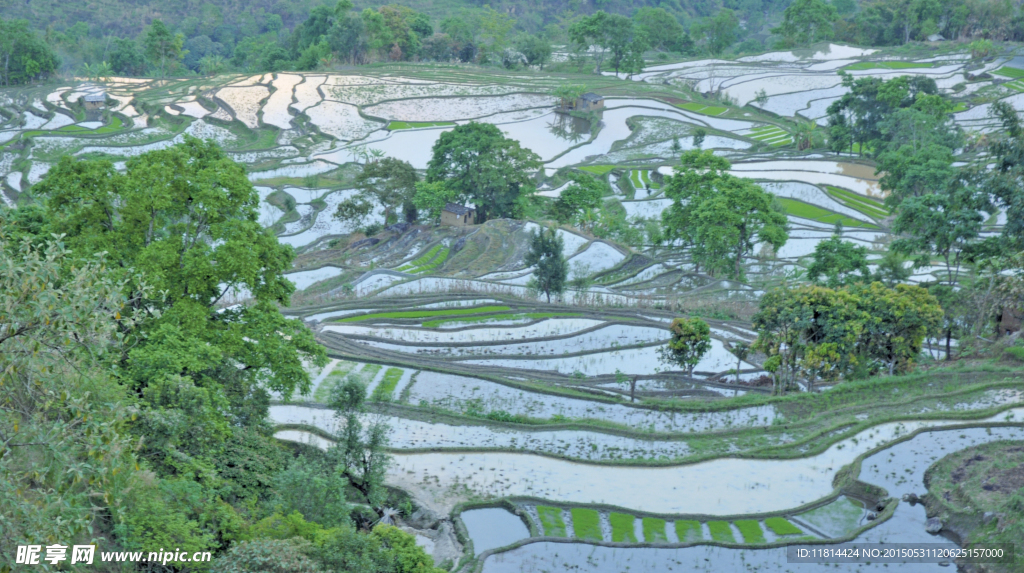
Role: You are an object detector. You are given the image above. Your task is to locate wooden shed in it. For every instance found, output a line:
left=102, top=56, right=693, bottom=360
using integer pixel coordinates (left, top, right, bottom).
left=575, top=92, right=604, bottom=112
left=441, top=203, right=476, bottom=227
left=83, top=93, right=106, bottom=110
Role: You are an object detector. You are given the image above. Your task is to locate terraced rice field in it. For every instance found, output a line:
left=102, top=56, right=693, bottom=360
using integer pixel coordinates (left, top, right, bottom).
left=4, top=47, right=1022, bottom=572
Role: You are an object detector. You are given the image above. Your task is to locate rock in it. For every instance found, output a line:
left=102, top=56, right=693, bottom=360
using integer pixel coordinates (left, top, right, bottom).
left=386, top=222, right=412, bottom=234
left=983, top=512, right=997, bottom=524
left=902, top=493, right=920, bottom=504
left=925, top=517, right=943, bottom=534
left=876, top=503, right=886, bottom=512
left=405, top=507, right=440, bottom=529
left=431, top=521, right=463, bottom=564
left=451, top=236, right=467, bottom=254
left=866, top=512, right=877, bottom=521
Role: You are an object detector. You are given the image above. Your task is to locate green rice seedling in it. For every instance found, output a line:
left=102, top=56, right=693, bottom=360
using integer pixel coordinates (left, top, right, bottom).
left=707, top=521, right=736, bottom=543
left=371, top=368, right=403, bottom=401
left=764, top=517, right=803, bottom=536
left=675, top=520, right=703, bottom=542
left=609, top=512, right=637, bottom=542
left=387, top=121, right=455, bottom=130
left=642, top=517, right=668, bottom=542
left=537, top=506, right=567, bottom=536
left=777, top=198, right=878, bottom=228
left=991, top=66, right=1024, bottom=78
left=578, top=165, right=616, bottom=175
left=843, top=61, right=935, bottom=71
left=735, top=520, right=766, bottom=543
left=570, top=508, right=603, bottom=541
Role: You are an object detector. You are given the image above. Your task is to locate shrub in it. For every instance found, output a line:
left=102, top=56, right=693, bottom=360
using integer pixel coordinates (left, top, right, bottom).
left=213, top=538, right=324, bottom=573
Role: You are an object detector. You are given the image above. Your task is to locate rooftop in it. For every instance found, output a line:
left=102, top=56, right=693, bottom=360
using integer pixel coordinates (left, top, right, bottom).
left=580, top=92, right=603, bottom=102
left=443, top=203, right=474, bottom=216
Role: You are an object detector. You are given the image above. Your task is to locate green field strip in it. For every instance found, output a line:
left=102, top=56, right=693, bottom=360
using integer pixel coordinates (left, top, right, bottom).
left=843, top=61, right=935, bottom=71
left=422, top=311, right=582, bottom=328
left=397, top=244, right=445, bottom=270
left=537, top=506, right=567, bottom=537
left=707, top=521, right=736, bottom=543
left=570, top=508, right=603, bottom=541
left=764, top=517, right=803, bottom=536
left=371, top=367, right=403, bottom=401
left=578, top=165, right=616, bottom=175
left=777, top=198, right=878, bottom=229
left=411, top=247, right=449, bottom=274
left=609, top=512, right=637, bottom=543
left=639, top=170, right=653, bottom=187
left=629, top=170, right=643, bottom=187
left=993, top=66, right=1024, bottom=78
left=825, top=186, right=889, bottom=218
left=675, top=102, right=728, bottom=115
left=674, top=520, right=703, bottom=542
left=1003, top=80, right=1024, bottom=92
left=735, top=520, right=766, bottom=544
left=358, top=362, right=382, bottom=384
left=387, top=121, right=455, bottom=130
left=311, top=360, right=357, bottom=402
left=642, top=517, right=668, bottom=542
left=338, top=305, right=512, bottom=322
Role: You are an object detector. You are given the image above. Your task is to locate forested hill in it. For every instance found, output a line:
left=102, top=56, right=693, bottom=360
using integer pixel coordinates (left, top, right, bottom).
left=8, top=0, right=739, bottom=38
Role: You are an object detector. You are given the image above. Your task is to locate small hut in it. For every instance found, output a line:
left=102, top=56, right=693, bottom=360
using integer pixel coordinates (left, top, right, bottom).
left=576, top=92, right=604, bottom=112
left=441, top=203, right=475, bottom=227
left=83, top=93, right=106, bottom=110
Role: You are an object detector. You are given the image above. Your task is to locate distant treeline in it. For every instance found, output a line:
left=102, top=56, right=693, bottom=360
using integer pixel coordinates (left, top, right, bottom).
left=3, top=0, right=1024, bottom=82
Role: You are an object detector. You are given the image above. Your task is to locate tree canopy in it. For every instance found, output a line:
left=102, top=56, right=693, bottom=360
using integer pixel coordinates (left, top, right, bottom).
left=0, top=18, right=59, bottom=85
left=662, top=150, right=789, bottom=280
left=425, top=122, right=541, bottom=222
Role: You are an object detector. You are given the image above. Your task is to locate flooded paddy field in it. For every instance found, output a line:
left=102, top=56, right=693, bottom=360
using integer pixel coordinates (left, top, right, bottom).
left=4, top=42, right=1023, bottom=573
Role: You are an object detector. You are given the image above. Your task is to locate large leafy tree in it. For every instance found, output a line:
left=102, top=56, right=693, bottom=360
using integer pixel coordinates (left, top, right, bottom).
left=35, top=136, right=326, bottom=474
left=633, top=7, right=688, bottom=52
left=327, top=378, right=390, bottom=510
left=425, top=122, right=541, bottom=222
left=693, top=9, right=739, bottom=56
left=335, top=157, right=419, bottom=227
left=662, top=150, right=788, bottom=280
left=772, top=0, right=839, bottom=47
left=983, top=101, right=1024, bottom=249
left=143, top=19, right=185, bottom=77
left=659, top=318, right=712, bottom=378
left=0, top=18, right=59, bottom=86
left=553, top=173, right=604, bottom=227
left=110, top=37, right=146, bottom=76
left=524, top=226, right=568, bottom=303
left=852, top=282, right=943, bottom=376
left=806, top=224, right=871, bottom=287
left=827, top=74, right=940, bottom=158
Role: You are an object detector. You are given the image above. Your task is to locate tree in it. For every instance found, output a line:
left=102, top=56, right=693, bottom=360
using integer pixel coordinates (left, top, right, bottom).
left=515, top=34, right=552, bottom=69
left=891, top=173, right=991, bottom=286
left=34, top=137, right=327, bottom=475
left=553, top=173, right=604, bottom=226
left=659, top=318, right=712, bottom=377
left=753, top=285, right=866, bottom=392
left=568, top=11, right=613, bottom=72
left=806, top=223, right=871, bottom=287
left=633, top=7, right=685, bottom=52
left=0, top=235, right=147, bottom=562
left=143, top=19, right=185, bottom=77
left=694, top=9, right=739, bottom=56
left=215, top=539, right=325, bottom=573
left=274, top=456, right=352, bottom=529
left=772, top=0, right=839, bottom=47
left=412, top=181, right=461, bottom=222
left=110, top=37, right=146, bottom=76
left=852, top=282, right=943, bottom=375
left=525, top=226, right=568, bottom=303
left=730, top=341, right=751, bottom=384
left=425, top=123, right=541, bottom=222
left=555, top=83, right=587, bottom=110
left=336, top=157, right=419, bottom=226
left=982, top=102, right=1024, bottom=249
left=327, top=377, right=391, bottom=509
left=0, top=18, right=60, bottom=86
left=662, top=150, right=788, bottom=279
left=872, top=250, right=914, bottom=287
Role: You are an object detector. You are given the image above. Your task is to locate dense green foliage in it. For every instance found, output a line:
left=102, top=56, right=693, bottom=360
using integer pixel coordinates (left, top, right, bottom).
left=0, top=19, right=59, bottom=85
left=0, top=137, right=446, bottom=571
left=524, top=226, right=569, bottom=303
left=425, top=122, right=541, bottom=222
left=660, top=317, right=713, bottom=377
left=336, top=157, right=419, bottom=226
left=662, top=150, right=789, bottom=280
